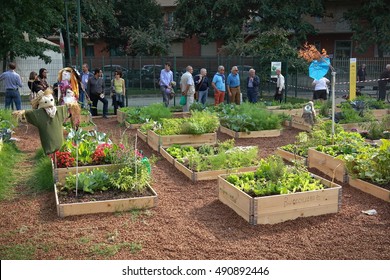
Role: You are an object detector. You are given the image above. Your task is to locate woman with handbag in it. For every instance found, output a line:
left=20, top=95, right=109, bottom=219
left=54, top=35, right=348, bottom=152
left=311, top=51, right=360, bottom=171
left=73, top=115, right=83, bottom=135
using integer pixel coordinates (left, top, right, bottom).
left=111, top=70, right=126, bottom=115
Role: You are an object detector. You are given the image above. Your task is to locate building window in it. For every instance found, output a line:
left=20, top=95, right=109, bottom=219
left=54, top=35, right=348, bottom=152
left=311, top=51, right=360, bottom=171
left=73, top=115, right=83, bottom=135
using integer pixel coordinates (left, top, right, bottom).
left=314, top=16, right=323, bottom=23
left=110, top=47, right=124, bottom=57
left=85, top=45, right=95, bottom=57
left=70, top=46, right=76, bottom=57
left=334, top=41, right=351, bottom=59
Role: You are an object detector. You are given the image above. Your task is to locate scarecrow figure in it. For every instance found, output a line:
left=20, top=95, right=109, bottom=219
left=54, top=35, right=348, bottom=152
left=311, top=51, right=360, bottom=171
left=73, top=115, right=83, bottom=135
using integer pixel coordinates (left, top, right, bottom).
left=57, top=67, right=81, bottom=128
left=23, top=88, right=69, bottom=154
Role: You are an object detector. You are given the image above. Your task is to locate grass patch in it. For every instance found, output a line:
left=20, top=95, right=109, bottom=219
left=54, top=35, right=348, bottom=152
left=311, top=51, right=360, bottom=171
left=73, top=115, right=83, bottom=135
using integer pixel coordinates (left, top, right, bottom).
left=28, top=148, right=54, bottom=192
left=90, top=242, right=142, bottom=258
left=0, top=243, right=36, bottom=260
left=0, top=142, right=23, bottom=200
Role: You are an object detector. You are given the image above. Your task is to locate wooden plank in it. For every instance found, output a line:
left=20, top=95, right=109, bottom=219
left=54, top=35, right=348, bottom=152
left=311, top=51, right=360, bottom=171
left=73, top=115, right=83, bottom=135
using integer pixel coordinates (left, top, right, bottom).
left=55, top=163, right=123, bottom=184
left=160, top=132, right=217, bottom=147
left=80, top=114, right=92, bottom=123
left=125, top=122, right=142, bottom=129
left=269, top=109, right=302, bottom=116
left=159, top=147, right=176, bottom=165
left=219, top=126, right=237, bottom=137
left=348, top=176, right=390, bottom=202
left=255, top=203, right=340, bottom=225
left=372, top=109, right=388, bottom=120
left=147, top=130, right=161, bottom=152
left=173, top=160, right=193, bottom=180
left=136, top=129, right=147, bottom=143
left=276, top=147, right=307, bottom=165
left=308, top=148, right=347, bottom=183
left=172, top=112, right=191, bottom=118
left=255, top=187, right=341, bottom=215
left=117, top=110, right=127, bottom=124
left=55, top=184, right=158, bottom=218
left=236, top=129, right=281, bottom=138
left=194, top=166, right=258, bottom=181
left=218, top=176, right=252, bottom=223
left=291, top=115, right=312, bottom=132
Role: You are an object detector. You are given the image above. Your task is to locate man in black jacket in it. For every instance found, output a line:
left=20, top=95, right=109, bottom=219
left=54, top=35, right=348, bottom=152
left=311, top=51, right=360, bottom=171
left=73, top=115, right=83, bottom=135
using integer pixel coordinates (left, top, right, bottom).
left=246, top=69, right=260, bottom=103
left=87, top=68, right=108, bottom=118
left=378, top=64, right=390, bottom=101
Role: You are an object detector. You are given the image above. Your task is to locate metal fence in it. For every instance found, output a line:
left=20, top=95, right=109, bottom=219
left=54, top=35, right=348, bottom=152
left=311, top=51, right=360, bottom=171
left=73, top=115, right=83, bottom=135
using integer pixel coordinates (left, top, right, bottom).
left=1, top=56, right=390, bottom=109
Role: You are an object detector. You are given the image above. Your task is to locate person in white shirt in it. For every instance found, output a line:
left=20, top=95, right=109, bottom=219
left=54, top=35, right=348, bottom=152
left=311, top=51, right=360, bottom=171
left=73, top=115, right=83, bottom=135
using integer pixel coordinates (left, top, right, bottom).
left=180, top=65, right=195, bottom=112
left=312, top=77, right=330, bottom=101
left=274, top=69, right=285, bottom=103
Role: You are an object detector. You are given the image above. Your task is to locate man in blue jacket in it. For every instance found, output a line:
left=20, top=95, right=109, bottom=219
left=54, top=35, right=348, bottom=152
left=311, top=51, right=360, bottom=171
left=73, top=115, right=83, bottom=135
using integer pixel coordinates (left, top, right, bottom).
left=246, top=68, right=260, bottom=103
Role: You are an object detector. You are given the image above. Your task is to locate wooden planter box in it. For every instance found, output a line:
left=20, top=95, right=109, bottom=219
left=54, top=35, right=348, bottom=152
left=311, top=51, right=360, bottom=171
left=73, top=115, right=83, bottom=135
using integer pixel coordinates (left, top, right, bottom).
left=137, top=129, right=147, bottom=143
left=348, top=176, right=390, bottom=202
left=172, top=112, right=191, bottom=118
left=117, top=110, right=127, bottom=124
left=80, top=124, right=97, bottom=132
left=291, top=115, right=312, bottom=132
left=276, top=147, right=307, bottom=165
left=282, top=120, right=291, bottom=127
left=218, top=173, right=342, bottom=225
left=219, top=126, right=281, bottom=138
left=307, top=148, right=347, bottom=183
left=159, top=146, right=176, bottom=165
left=53, top=161, right=123, bottom=184
left=80, top=114, right=92, bottom=124
left=125, top=122, right=142, bottom=129
left=268, top=108, right=302, bottom=116
left=147, top=130, right=217, bottom=152
left=372, top=109, right=389, bottom=120
left=339, top=122, right=366, bottom=131
left=55, top=183, right=158, bottom=218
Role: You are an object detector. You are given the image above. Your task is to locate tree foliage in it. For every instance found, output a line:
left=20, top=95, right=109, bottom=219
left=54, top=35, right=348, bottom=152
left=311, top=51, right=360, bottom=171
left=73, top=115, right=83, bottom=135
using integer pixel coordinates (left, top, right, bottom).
left=344, top=0, right=390, bottom=57
left=174, top=0, right=325, bottom=45
left=0, top=0, right=64, bottom=66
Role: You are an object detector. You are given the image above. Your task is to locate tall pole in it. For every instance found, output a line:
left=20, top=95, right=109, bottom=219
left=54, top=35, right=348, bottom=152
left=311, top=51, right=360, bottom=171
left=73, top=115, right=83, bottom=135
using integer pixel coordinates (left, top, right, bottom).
left=64, top=0, right=72, bottom=65
left=331, top=70, right=336, bottom=140
left=77, top=0, right=83, bottom=69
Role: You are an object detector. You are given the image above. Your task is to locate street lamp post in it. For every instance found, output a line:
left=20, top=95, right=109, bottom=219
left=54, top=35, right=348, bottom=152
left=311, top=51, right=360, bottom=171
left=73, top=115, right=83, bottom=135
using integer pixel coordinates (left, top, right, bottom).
left=64, top=0, right=72, bottom=65
left=77, top=0, right=83, bottom=69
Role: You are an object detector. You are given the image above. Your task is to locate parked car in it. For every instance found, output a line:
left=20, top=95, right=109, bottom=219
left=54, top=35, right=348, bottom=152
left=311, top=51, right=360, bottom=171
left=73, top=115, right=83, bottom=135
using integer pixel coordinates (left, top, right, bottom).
left=102, top=64, right=130, bottom=88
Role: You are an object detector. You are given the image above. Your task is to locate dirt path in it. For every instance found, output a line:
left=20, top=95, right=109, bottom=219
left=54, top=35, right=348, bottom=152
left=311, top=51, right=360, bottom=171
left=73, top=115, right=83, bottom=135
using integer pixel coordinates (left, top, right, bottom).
left=0, top=117, right=389, bottom=260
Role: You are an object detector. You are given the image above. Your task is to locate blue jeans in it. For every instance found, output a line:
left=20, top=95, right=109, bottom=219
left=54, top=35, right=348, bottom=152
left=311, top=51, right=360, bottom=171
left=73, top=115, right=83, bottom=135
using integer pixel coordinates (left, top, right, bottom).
left=5, top=89, right=22, bottom=110
left=198, top=89, right=208, bottom=105
left=160, top=86, right=170, bottom=107
left=79, top=90, right=85, bottom=108
left=247, top=88, right=258, bottom=103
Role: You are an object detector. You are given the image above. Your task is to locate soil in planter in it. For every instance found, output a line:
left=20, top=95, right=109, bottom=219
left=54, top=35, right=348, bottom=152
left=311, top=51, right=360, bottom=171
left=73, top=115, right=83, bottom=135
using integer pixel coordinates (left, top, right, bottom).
left=57, top=187, right=155, bottom=204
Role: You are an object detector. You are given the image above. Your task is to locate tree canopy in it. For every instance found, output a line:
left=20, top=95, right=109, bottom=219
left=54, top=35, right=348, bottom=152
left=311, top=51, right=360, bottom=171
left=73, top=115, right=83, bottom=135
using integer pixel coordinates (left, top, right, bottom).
left=344, top=0, right=390, bottom=57
left=0, top=0, right=64, bottom=67
left=174, top=0, right=325, bottom=46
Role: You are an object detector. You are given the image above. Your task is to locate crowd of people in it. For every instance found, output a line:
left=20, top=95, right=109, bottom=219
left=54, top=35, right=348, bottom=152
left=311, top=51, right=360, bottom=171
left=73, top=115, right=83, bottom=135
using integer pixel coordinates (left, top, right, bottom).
left=159, top=62, right=265, bottom=111
left=0, top=62, right=127, bottom=118
left=2, top=61, right=390, bottom=114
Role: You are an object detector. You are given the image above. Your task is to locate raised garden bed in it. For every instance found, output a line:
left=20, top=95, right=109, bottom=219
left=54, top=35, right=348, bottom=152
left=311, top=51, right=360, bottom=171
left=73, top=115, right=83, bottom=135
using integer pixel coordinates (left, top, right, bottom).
left=291, top=115, right=312, bottom=132
left=219, top=125, right=281, bottom=138
left=160, top=147, right=257, bottom=181
left=55, top=183, right=157, bottom=217
left=218, top=170, right=342, bottom=225
left=125, top=122, right=142, bottom=129
left=307, top=148, right=347, bottom=183
left=347, top=176, right=390, bottom=202
left=267, top=108, right=302, bottom=116
left=276, top=147, right=307, bottom=165
left=52, top=161, right=123, bottom=184
left=117, top=110, right=127, bottom=124
left=147, top=130, right=217, bottom=152
left=137, top=129, right=147, bottom=143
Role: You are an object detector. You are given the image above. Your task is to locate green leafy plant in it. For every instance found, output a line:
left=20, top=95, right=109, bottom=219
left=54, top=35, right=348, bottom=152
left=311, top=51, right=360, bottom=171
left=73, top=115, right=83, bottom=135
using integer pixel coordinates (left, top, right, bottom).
left=226, top=155, right=324, bottom=197
left=63, top=168, right=112, bottom=194
left=123, top=103, right=172, bottom=124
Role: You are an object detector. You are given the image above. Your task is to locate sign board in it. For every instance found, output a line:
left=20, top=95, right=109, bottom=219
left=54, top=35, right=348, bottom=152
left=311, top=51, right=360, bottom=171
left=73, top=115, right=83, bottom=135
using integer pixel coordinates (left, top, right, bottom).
left=271, top=62, right=281, bottom=78
left=349, top=58, right=357, bottom=100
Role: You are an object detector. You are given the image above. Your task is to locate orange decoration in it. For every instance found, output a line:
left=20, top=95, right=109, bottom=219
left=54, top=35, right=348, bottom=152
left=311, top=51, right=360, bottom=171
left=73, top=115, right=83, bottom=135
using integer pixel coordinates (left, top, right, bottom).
left=298, top=43, right=328, bottom=62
